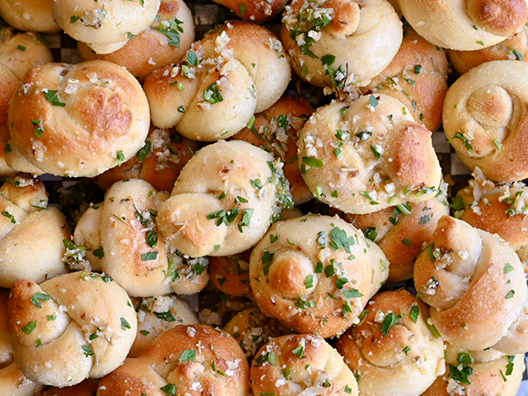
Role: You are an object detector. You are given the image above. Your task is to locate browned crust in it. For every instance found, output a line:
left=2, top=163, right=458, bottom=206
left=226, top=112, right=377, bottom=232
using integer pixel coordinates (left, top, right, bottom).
left=211, top=0, right=287, bottom=22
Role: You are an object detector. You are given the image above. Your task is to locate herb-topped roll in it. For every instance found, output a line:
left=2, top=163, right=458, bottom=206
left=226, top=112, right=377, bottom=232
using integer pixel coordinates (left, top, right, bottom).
left=97, top=325, right=250, bottom=396
left=0, top=0, right=60, bottom=33
left=0, top=174, right=69, bottom=288
left=8, top=272, right=137, bottom=387
left=422, top=345, right=525, bottom=396
left=249, top=214, right=388, bottom=338
left=144, top=21, right=290, bottom=141
left=158, top=140, right=292, bottom=258
left=6, top=60, right=150, bottom=178
left=335, top=289, right=445, bottom=396
left=281, top=0, right=402, bottom=93
left=340, top=193, right=449, bottom=282
left=78, top=0, right=195, bottom=82
left=414, top=215, right=528, bottom=353
left=399, top=0, right=528, bottom=51
left=73, top=178, right=209, bottom=297
left=298, top=94, right=442, bottom=214
left=443, top=60, right=528, bottom=182
left=250, top=334, right=358, bottom=395
left=53, top=0, right=161, bottom=54
left=361, top=26, right=449, bottom=132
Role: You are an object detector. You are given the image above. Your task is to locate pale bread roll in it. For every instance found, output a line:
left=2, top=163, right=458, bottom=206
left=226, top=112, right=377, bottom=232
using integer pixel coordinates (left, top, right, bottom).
left=230, top=94, right=314, bottom=205
left=78, top=0, right=195, bottom=82
left=443, top=60, right=528, bottom=182
left=250, top=334, right=358, bottom=395
left=399, top=0, right=528, bottom=50
left=0, top=290, right=42, bottom=396
left=249, top=214, right=389, bottom=337
left=0, top=175, right=69, bottom=288
left=143, top=21, right=290, bottom=141
left=8, top=272, right=137, bottom=387
left=52, top=0, right=161, bottom=54
left=448, top=25, right=528, bottom=74
left=97, top=325, right=250, bottom=396
left=94, top=127, right=198, bottom=192
left=0, top=0, right=59, bottom=33
left=281, top=0, right=402, bottom=91
left=131, top=294, right=199, bottom=357
left=211, top=0, right=287, bottom=22
left=0, top=27, right=54, bottom=80
left=336, top=289, right=445, bottom=396
left=414, top=215, right=528, bottom=353
left=362, top=27, right=449, bottom=132
left=0, top=63, right=18, bottom=176
left=74, top=179, right=210, bottom=297
left=421, top=345, right=525, bottom=396
left=298, top=94, right=442, bottom=214
left=6, top=60, right=150, bottom=177
left=341, top=194, right=449, bottom=282
left=158, top=140, right=291, bottom=258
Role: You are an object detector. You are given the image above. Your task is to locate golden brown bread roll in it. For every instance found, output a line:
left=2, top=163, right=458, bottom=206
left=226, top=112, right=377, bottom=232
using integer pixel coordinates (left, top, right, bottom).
left=0, top=27, right=54, bottom=81
left=399, top=0, right=528, bottom=50
left=249, top=214, right=388, bottom=337
left=6, top=60, right=151, bottom=177
left=230, top=94, right=314, bottom=205
left=421, top=345, right=525, bottom=396
left=0, top=0, right=59, bottom=33
left=335, top=289, right=445, bottom=396
left=78, top=0, right=195, bottom=82
left=223, top=307, right=291, bottom=359
left=455, top=168, right=528, bottom=265
left=281, top=0, right=402, bottom=92
left=443, top=60, right=528, bottom=182
left=144, top=21, right=291, bottom=141
left=131, top=294, right=199, bottom=357
left=94, top=127, right=198, bottom=192
left=448, top=25, right=528, bottom=75
left=0, top=63, right=18, bottom=176
left=0, top=289, right=42, bottom=396
left=8, top=272, right=137, bottom=387
left=209, top=249, right=252, bottom=298
left=211, top=0, right=287, bottom=22
left=158, top=140, right=292, bottom=258
left=0, top=175, right=69, bottom=288
left=341, top=194, right=449, bottom=282
left=414, top=215, right=528, bottom=353
left=52, top=0, right=161, bottom=54
left=74, top=179, right=210, bottom=297
left=298, top=94, right=442, bottom=214
left=362, top=27, right=449, bottom=132
left=250, top=333, right=359, bottom=395
left=97, top=324, right=250, bottom=396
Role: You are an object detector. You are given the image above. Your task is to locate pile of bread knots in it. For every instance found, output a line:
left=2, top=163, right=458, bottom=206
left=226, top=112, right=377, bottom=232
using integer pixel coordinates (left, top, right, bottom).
left=1, top=0, right=528, bottom=394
